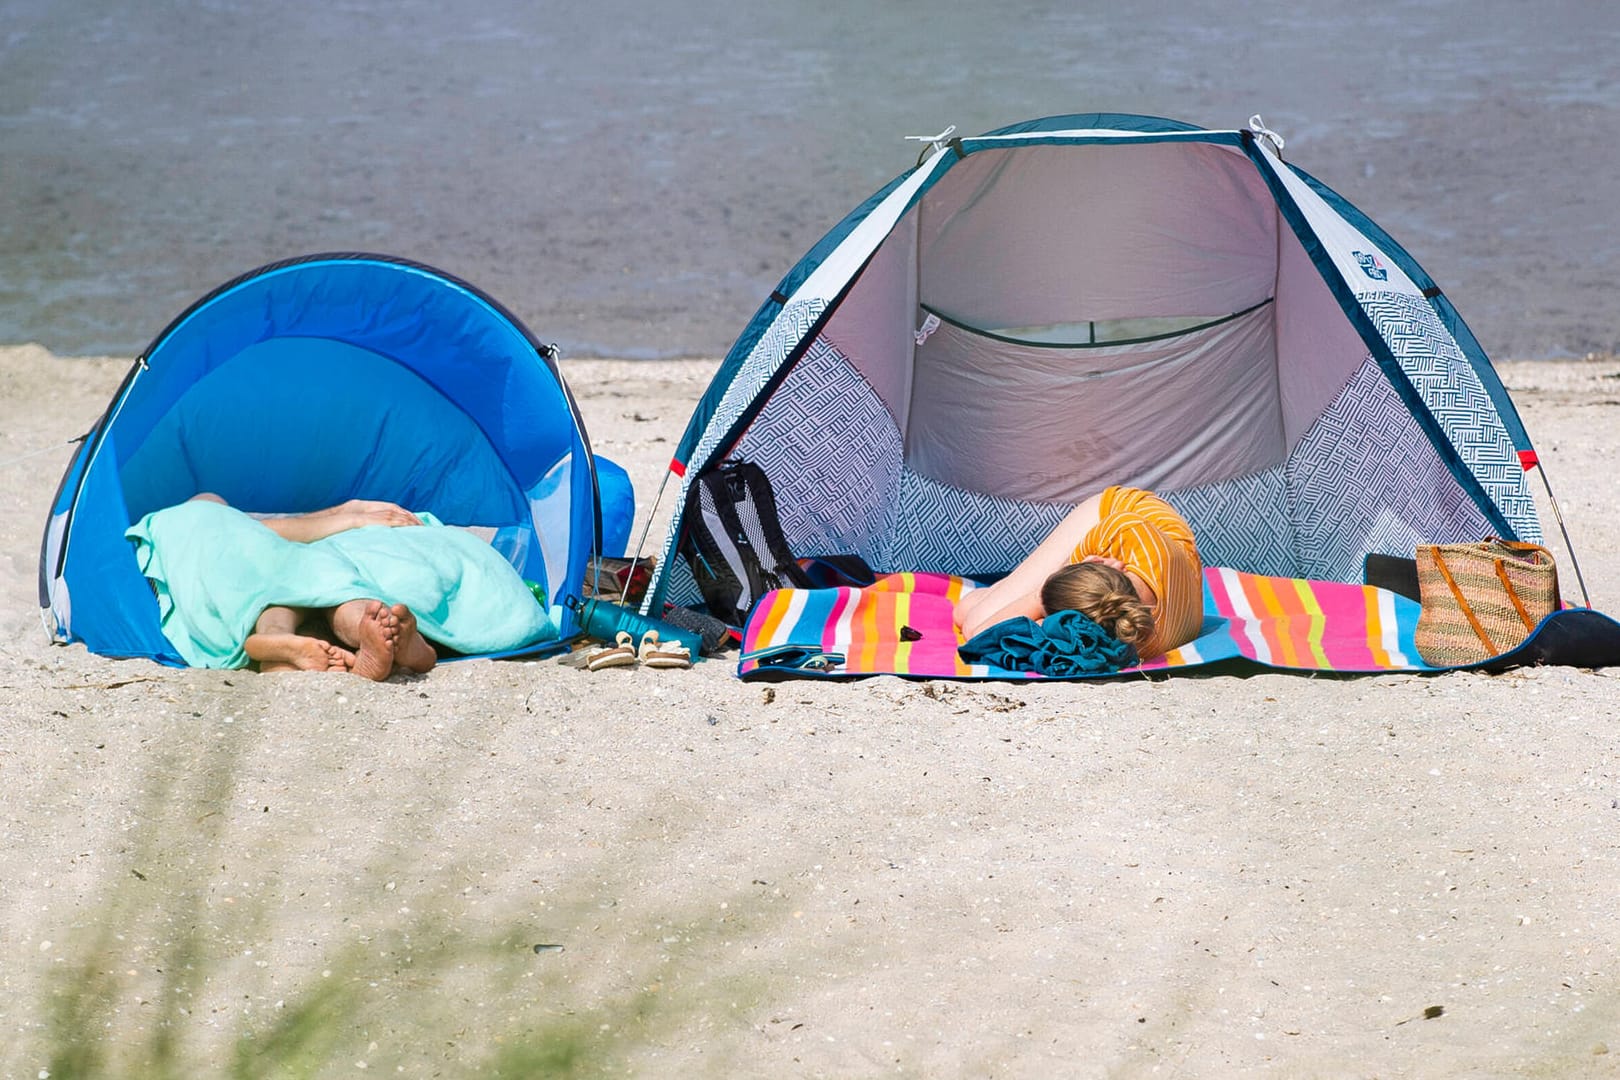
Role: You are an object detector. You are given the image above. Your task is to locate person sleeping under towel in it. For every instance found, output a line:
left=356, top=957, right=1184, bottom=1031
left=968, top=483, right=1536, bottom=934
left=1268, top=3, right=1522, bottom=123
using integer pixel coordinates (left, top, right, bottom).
left=125, top=495, right=555, bottom=679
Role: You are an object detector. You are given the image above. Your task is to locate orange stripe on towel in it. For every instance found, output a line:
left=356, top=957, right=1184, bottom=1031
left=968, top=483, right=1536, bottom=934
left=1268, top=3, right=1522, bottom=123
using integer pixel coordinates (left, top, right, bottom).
left=865, top=590, right=891, bottom=672
left=858, top=588, right=884, bottom=671
left=754, top=590, right=794, bottom=649
left=1244, top=574, right=1296, bottom=667
left=1363, top=587, right=1392, bottom=668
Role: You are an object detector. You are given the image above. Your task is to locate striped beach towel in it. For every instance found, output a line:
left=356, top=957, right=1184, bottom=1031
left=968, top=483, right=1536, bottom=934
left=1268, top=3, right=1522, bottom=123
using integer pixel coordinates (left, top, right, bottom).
left=738, top=568, right=1428, bottom=679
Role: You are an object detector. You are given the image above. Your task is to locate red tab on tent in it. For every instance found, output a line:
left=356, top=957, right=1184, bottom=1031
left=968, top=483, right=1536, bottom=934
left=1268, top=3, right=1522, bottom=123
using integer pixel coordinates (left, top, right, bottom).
left=1518, top=449, right=1539, bottom=470
left=669, top=457, right=687, bottom=478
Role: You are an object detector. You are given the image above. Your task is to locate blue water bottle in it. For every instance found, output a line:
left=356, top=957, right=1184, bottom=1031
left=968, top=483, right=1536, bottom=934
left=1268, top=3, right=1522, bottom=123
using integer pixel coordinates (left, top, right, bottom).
left=567, top=595, right=706, bottom=661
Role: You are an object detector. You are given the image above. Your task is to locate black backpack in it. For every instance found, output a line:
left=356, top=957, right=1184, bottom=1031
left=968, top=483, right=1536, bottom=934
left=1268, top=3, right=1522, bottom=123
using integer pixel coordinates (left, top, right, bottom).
left=678, top=460, right=812, bottom=625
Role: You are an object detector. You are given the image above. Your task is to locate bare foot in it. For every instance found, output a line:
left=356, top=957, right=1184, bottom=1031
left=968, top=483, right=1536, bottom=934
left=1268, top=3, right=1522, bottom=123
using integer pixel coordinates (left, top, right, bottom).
left=246, top=632, right=356, bottom=674
left=391, top=604, right=438, bottom=674
left=348, top=600, right=400, bottom=681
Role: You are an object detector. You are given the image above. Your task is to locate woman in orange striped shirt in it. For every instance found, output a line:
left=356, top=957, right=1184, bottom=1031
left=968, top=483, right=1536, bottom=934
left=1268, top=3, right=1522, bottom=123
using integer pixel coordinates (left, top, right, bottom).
left=953, top=486, right=1204, bottom=660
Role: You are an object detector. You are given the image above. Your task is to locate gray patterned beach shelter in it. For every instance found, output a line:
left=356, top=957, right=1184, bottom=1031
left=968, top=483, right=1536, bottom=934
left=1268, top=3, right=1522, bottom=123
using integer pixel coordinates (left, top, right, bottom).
left=642, top=113, right=1543, bottom=615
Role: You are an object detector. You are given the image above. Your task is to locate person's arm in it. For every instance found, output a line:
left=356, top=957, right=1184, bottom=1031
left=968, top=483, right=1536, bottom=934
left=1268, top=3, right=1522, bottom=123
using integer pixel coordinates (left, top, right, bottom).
left=260, top=500, right=423, bottom=543
left=959, top=590, right=1047, bottom=639
left=954, top=490, right=1108, bottom=636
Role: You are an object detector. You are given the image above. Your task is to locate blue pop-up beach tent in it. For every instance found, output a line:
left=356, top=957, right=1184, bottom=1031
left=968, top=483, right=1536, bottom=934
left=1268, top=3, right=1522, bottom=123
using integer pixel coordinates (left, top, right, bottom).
left=39, top=253, right=605, bottom=663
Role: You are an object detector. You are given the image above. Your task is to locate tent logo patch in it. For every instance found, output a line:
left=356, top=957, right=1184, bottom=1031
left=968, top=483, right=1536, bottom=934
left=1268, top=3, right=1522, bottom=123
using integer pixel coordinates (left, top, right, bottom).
left=1353, top=251, right=1388, bottom=281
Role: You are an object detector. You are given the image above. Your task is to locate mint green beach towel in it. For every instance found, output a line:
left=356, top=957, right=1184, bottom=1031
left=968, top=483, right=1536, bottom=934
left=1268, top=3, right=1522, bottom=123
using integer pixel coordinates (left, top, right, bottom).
left=126, top=500, right=555, bottom=669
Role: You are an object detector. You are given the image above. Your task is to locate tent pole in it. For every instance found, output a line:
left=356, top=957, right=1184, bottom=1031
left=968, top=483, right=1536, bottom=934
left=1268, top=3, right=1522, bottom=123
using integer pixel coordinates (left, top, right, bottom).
left=628, top=466, right=676, bottom=566
left=622, top=466, right=678, bottom=617
left=1534, top=464, right=1592, bottom=608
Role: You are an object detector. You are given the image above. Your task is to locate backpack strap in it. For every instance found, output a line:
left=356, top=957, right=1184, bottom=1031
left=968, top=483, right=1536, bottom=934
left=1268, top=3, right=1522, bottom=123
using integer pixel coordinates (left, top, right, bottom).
left=724, top=462, right=811, bottom=589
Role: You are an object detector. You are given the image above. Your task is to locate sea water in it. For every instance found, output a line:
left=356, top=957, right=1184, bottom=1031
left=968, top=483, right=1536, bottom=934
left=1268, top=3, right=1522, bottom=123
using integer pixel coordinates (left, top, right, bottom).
left=0, top=0, right=1615, bottom=359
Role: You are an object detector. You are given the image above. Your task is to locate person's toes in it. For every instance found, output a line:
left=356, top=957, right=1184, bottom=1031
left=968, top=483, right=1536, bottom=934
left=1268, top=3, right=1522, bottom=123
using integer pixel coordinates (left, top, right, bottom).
left=390, top=603, right=437, bottom=673
left=350, top=601, right=398, bottom=680
left=248, top=632, right=353, bottom=674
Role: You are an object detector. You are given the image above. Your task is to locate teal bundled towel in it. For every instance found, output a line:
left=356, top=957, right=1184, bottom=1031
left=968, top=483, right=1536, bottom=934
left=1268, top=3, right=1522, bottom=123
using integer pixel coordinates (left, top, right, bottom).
left=126, top=500, right=555, bottom=668
left=957, top=609, right=1136, bottom=676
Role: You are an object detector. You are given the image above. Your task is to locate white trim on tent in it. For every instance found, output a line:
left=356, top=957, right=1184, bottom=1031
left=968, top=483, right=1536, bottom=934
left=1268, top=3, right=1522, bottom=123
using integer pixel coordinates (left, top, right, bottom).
left=1250, top=141, right=1422, bottom=298
left=966, top=129, right=1244, bottom=144
left=793, top=149, right=955, bottom=307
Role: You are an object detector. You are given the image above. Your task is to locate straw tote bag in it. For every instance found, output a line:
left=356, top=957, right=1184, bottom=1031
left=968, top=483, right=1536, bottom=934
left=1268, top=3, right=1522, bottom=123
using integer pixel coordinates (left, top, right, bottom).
left=1413, top=539, right=1560, bottom=666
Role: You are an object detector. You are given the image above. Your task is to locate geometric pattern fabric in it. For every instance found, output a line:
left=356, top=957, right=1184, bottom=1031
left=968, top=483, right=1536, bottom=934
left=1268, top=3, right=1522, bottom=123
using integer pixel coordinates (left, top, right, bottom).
left=688, top=297, right=830, bottom=473
left=1283, top=356, right=1496, bottom=581
left=1163, top=467, right=1296, bottom=577
left=732, top=336, right=903, bottom=569
left=656, top=297, right=832, bottom=609
left=884, top=471, right=1073, bottom=577
left=1360, top=291, right=1540, bottom=541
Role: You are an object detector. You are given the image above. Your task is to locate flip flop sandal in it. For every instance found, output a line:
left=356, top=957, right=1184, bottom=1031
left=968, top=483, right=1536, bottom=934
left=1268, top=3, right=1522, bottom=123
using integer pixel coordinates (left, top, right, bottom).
left=585, top=630, right=638, bottom=671
left=637, top=631, right=692, bottom=669
left=738, top=644, right=846, bottom=671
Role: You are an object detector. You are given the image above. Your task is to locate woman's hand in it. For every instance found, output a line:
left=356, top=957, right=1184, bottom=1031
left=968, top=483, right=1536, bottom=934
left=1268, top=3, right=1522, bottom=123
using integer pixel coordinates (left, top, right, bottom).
left=263, top=500, right=423, bottom=543
left=339, top=500, right=423, bottom=529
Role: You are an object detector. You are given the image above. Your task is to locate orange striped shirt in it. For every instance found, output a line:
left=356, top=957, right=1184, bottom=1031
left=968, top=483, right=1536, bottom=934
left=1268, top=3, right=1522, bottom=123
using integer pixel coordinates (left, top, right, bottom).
left=1070, top=486, right=1204, bottom=659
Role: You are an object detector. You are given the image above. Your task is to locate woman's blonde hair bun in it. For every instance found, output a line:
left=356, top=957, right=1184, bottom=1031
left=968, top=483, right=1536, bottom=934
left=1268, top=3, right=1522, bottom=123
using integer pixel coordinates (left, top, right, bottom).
left=1040, top=562, right=1154, bottom=646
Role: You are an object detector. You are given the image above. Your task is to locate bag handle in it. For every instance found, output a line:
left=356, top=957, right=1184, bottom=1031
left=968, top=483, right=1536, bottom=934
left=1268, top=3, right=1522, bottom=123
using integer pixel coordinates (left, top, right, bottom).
left=1492, top=559, right=1539, bottom=632
left=1484, top=536, right=1555, bottom=566
left=1480, top=535, right=1556, bottom=628
left=1429, top=549, right=1499, bottom=655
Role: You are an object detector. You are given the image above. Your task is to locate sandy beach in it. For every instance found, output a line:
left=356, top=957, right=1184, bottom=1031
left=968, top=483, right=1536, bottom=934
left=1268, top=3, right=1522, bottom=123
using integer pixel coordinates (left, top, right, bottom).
left=1, top=343, right=1618, bottom=1076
